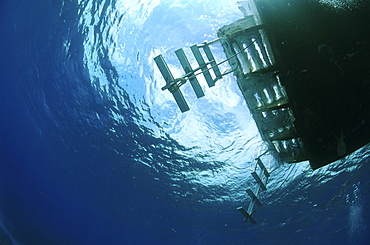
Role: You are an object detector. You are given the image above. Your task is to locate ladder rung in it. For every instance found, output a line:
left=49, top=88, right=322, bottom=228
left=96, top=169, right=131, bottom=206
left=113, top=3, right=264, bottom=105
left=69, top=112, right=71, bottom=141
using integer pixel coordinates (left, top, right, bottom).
left=246, top=189, right=263, bottom=207
left=237, top=207, right=257, bottom=224
left=171, top=89, right=190, bottom=113
left=202, top=43, right=222, bottom=79
left=190, top=45, right=215, bottom=87
left=256, top=158, right=270, bottom=178
left=154, top=55, right=190, bottom=112
left=251, top=171, right=267, bottom=191
left=154, top=55, right=175, bottom=85
left=175, top=48, right=204, bottom=98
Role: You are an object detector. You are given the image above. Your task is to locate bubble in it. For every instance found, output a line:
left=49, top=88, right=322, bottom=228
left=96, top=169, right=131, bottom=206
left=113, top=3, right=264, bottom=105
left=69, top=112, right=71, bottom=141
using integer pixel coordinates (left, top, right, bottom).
left=347, top=182, right=367, bottom=244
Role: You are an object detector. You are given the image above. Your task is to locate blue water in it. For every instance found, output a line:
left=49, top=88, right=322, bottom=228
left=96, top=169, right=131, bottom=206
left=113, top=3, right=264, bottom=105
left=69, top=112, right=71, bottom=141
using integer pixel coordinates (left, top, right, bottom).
left=0, top=0, right=369, bottom=244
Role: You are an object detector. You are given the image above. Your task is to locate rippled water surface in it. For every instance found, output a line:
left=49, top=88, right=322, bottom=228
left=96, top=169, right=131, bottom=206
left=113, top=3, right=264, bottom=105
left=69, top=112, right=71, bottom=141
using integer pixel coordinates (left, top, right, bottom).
left=0, top=0, right=370, bottom=244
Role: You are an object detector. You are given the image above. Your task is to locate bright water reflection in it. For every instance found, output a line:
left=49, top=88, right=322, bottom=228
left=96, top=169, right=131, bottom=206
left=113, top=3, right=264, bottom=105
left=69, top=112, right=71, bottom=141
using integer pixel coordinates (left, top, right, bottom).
left=76, top=0, right=277, bottom=201
left=2, top=0, right=369, bottom=244
left=75, top=0, right=368, bottom=203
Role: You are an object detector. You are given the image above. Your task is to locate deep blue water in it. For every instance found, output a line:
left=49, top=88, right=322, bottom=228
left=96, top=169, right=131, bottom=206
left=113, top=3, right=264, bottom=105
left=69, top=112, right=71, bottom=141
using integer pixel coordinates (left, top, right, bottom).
left=0, top=0, right=370, bottom=244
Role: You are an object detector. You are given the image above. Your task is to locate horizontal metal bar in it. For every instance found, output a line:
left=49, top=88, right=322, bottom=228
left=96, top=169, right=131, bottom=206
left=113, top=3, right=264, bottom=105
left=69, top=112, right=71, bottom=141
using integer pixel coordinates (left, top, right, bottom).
left=202, top=43, right=222, bottom=79
left=251, top=171, right=267, bottom=191
left=246, top=189, right=263, bottom=207
left=237, top=207, right=257, bottom=224
left=190, top=45, right=215, bottom=87
left=175, top=48, right=204, bottom=98
left=256, top=158, right=270, bottom=178
left=198, top=38, right=220, bottom=47
left=154, top=55, right=190, bottom=112
left=171, top=89, right=190, bottom=113
left=154, top=55, right=174, bottom=85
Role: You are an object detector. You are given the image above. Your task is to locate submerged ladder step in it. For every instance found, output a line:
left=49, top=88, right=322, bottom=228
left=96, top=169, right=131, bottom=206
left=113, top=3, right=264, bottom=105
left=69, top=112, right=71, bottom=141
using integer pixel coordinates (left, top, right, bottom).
left=154, top=40, right=235, bottom=113
left=237, top=207, right=257, bottom=224
left=256, top=158, right=270, bottom=178
left=175, top=48, right=205, bottom=98
left=251, top=171, right=267, bottom=191
left=190, top=45, right=215, bottom=87
left=154, top=55, right=190, bottom=112
left=238, top=157, right=271, bottom=224
left=246, top=189, right=263, bottom=207
left=202, top=43, right=222, bottom=79
left=154, top=55, right=174, bottom=85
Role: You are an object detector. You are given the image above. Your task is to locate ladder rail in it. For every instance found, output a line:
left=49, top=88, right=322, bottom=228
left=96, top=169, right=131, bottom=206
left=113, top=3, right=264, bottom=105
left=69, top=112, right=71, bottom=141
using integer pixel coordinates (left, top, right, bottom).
left=238, top=155, right=271, bottom=224
left=158, top=38, right=259, bottom=93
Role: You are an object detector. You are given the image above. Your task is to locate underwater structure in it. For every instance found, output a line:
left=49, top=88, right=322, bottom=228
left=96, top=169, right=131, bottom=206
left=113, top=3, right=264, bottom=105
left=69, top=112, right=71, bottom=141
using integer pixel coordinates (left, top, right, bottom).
left=154, top=0, right=370, bottom=223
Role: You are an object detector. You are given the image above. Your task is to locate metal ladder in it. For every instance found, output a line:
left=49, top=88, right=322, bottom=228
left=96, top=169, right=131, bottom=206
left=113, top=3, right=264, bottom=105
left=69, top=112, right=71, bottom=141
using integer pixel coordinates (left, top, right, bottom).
left=237, top=156, right=270, bottom=224
left=153, top=39, right=243, bottom=112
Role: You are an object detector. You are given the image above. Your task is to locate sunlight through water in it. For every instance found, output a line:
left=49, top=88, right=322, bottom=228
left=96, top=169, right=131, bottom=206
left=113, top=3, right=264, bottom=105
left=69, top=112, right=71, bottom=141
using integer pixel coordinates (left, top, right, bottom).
left=2, top=0, right=370, bottom=244
left=74, top=0, right=370, bottom=205
left=75, top=0, right=278, bottom=202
